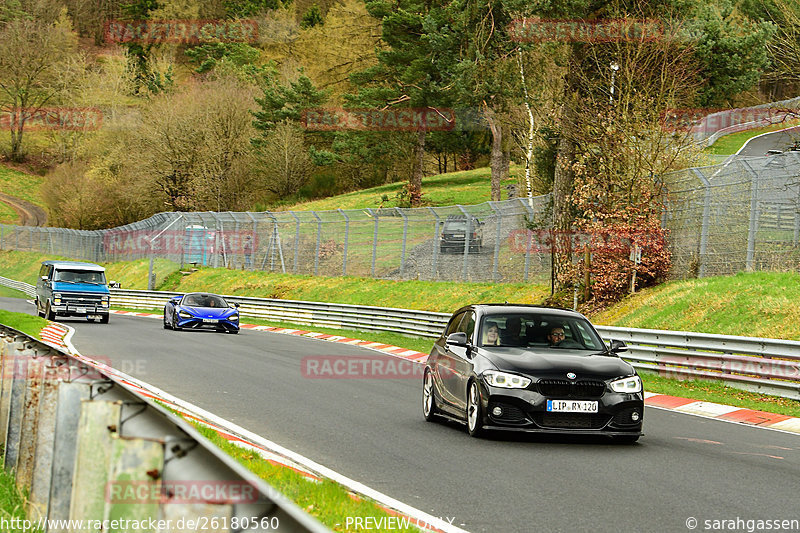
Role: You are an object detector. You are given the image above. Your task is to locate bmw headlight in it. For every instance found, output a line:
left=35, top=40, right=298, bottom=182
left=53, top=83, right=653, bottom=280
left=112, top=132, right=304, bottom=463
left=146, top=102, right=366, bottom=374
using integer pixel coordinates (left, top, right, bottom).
left=610, top=375, right=642, bottom=393
left=483, top=370, right=531, bottom=389
left=178, top=310, right=193, bottom=319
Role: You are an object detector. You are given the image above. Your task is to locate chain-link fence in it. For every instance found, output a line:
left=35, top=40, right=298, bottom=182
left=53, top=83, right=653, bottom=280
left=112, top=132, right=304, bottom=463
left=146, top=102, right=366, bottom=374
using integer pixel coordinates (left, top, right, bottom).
left=0, top=197, right=554, bottom=283
left=2, top=153, right=800, bottom=283
left=665, top=151, right=800, bottom=277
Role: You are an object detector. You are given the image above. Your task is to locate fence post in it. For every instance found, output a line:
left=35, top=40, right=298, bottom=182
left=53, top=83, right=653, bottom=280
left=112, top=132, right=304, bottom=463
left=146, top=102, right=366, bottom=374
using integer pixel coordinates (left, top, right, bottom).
left=741, top=160, right=760, bottom=271
left=793, top=152, right=800, bottom=245
left=338, top=209, right=349, bottom=276
left=428, top=207, right=440, bottom=280
left=457, top=205, right=471, bottom=281
left=518, top=198, right=535, bottom=282
left=397, top=207, right=408, bottom=278
left=368, top=209, right=378, bottom=277
left=691, top=169, right=711, bottom=277
left=489, top=202, right=501, bottom=282
left=291, top=211, right=300, bottom=273
left=312, top=211, right=322, bottom=277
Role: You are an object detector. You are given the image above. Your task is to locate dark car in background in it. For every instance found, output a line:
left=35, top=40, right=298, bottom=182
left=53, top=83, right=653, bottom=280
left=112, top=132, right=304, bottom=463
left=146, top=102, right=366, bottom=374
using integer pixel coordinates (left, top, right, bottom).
left=163, top=292, right=240, bottom=333
left=422, top=304, right=643, bottom=442
left=439, top=215, right=483, bottom=253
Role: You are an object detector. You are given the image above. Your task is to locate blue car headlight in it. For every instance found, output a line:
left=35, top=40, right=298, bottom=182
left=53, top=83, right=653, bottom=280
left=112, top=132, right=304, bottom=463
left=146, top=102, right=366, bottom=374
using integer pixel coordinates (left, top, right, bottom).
left=229, top=312, right=239, bottom=322
left=178, top=310, right=194, bottom=319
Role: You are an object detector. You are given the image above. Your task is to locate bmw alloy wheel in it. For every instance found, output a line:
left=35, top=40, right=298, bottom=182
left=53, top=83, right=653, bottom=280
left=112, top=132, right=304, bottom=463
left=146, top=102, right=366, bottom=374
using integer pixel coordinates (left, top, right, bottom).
left=467, top=381, right=484, bottom=437
left=423, top=370, right=438, bottom=422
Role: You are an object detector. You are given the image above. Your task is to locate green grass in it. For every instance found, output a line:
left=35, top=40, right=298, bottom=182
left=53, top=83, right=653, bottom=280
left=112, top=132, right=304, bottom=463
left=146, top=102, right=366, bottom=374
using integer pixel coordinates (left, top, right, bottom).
left=593, top=271, right=800, bottom=341
left=0, top=166, right=45, bottom=207
left=703, top=118, right=800, bottom=155
left=0, top=309, right=48, bottom=340
left=270, top=165, right=526, bottom=212
left=0, top=463, right=35, bottom=531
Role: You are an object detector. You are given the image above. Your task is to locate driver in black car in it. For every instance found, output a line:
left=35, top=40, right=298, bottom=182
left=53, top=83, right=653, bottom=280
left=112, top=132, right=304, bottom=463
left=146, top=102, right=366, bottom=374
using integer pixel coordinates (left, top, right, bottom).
left=547, top=326, right=566, bottom=347
left=500, top=316, right=523, bottom=345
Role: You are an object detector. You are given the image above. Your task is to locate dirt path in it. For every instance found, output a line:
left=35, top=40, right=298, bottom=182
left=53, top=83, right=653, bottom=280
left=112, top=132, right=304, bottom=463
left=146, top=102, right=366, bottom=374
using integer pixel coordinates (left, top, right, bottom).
left=0, top=191, right=47, bottom=226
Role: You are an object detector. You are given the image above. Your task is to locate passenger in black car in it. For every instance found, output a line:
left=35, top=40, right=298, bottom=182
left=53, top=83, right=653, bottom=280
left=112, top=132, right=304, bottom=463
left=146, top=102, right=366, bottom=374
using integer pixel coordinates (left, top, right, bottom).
left=547, top=326, right=566, bottom=346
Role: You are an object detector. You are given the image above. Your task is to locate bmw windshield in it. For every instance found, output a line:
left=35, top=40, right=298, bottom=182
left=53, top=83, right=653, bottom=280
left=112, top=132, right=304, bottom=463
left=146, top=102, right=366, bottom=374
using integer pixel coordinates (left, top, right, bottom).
left=478, top=313, right=606, bottom=351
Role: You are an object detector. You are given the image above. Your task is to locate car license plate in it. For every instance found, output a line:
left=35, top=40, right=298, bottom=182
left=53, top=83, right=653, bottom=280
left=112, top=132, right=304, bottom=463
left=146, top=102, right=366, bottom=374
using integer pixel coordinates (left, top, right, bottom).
left=546, top=400, right=598, bottom=413
left=202, top=319, right=218, bottom=324
left=74, top=307, right=87, bottom=313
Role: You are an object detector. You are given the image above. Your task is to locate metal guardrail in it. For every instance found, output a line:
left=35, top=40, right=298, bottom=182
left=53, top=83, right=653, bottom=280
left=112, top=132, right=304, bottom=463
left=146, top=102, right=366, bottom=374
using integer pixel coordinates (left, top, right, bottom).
left=0, top=275, right=36, bottom=298
left=0, top=324, right=329, bottom=532
left=1, top=278, right=798, bottom=399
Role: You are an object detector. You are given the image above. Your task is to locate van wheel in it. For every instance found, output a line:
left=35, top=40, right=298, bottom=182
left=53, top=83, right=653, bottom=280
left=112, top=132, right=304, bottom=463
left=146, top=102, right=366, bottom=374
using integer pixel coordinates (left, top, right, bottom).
left=36, top=299, right=44, bottom=317
left=45, top=301, right=55, bottom=321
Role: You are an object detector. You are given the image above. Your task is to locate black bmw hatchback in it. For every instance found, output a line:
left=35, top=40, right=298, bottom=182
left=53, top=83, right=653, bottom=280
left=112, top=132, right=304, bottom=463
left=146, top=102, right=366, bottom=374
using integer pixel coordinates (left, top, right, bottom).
left=422, top=304, right=643, bottom=442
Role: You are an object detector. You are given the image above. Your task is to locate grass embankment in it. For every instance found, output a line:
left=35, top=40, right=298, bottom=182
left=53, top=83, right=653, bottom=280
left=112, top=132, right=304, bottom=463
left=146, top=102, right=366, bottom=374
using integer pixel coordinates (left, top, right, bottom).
left=0, top=309, right=47, bottom=340
left=0, top=250, right=797, bottom=416
left=0, top=166, right=46, bottom=224
left=271, top=165, right=525, bottom=212
left=703, top=118, right=800, bottom=156
left=0, top=463, right=35, bottom=531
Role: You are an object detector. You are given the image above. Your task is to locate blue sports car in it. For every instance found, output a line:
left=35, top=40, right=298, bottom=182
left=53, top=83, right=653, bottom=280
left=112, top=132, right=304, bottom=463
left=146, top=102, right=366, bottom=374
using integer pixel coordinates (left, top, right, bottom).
left=163, top=292, right=240, bottom=334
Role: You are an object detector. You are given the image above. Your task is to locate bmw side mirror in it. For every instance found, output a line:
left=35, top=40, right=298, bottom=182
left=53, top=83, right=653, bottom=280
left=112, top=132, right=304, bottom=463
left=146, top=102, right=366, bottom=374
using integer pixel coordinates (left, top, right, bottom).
left=446, top=332, right=468, bottom=347
left=609, top=339, right=628, bottom=353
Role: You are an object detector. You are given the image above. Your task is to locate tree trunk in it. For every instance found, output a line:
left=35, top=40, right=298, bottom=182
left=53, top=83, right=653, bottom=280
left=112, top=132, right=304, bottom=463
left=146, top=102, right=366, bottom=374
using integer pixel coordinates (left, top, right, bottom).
left=484, top=105, right=503, bottom=202
left=410, top=128, right=425, bottom=206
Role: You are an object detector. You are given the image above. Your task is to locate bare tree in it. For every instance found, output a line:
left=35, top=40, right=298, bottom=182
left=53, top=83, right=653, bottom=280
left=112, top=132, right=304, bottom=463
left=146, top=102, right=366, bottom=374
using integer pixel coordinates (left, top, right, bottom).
left=256, top=120, right=313, bottom=198
left=0, top=13, right=78, bottom=161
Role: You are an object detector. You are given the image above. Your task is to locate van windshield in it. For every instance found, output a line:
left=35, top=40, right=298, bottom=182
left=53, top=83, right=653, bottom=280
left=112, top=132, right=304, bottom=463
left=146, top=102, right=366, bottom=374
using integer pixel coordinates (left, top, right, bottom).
left=55, top=270, right=106, bottom=284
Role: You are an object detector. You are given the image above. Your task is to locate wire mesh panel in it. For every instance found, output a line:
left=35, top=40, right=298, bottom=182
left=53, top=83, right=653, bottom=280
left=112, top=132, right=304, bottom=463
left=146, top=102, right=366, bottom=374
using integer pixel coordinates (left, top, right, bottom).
left=3, top=154, right=800, bottom=282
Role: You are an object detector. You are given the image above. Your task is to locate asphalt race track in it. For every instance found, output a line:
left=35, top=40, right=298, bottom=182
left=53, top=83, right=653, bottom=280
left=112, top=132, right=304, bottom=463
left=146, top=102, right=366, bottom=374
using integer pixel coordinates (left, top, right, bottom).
left=2, top=296, right=799, bottom=533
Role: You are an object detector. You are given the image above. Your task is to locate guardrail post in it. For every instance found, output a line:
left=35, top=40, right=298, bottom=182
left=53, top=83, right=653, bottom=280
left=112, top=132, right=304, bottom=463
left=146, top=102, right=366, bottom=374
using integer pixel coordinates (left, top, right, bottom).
left=742, top=160, right=760, bottom=271
left=338, top=209, right=349, bottom=277
left=28, top=361, right=63, bottom=521
left=105, top=438, right=164, bottom=524
left=69, top=400, right=123, bottom=524
left=792, top=152, right=800, bottom=245
left=47, top=381, right=91, bottom=524
left=428, top=207, right=440, bottom=280
left=397, top=208, right=408, bottom=278
left=368, top=209, right=378, bottom=277
left=312, top=211, right=322, bottom=276
left=4, top=339, right=30, bottom=472
left=16, top=356, right=45, bottom=491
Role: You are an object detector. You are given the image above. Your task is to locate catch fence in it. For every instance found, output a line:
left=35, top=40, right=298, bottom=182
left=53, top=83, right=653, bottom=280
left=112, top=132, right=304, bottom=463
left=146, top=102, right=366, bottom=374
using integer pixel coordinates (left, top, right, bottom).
left=3, top=153, right=800, bottom=282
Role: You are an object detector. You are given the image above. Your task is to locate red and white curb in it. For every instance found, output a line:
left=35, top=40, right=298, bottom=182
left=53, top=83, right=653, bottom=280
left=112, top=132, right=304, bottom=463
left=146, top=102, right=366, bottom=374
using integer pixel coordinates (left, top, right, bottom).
left=40, top=323, right=69, bottom=350
left=644, top=392, right=800, bottom=435
left=42, top=318, right=467, bottom=533
left=47, top=313, right=800, bottom=437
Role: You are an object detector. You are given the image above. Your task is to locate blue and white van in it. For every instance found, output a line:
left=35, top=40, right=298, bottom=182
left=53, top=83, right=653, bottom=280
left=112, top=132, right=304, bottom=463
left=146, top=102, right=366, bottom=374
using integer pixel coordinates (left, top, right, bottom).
left=35, top=260, right=111, bottom=323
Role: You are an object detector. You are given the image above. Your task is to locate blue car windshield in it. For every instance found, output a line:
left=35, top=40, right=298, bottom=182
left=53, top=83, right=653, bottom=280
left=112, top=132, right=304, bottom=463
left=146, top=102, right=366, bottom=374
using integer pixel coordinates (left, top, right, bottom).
left=183, top=294, right=227, bottom=308
left=55, top=270, right=106, bottom=284
left=479, top=313, right=606, bottom=351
